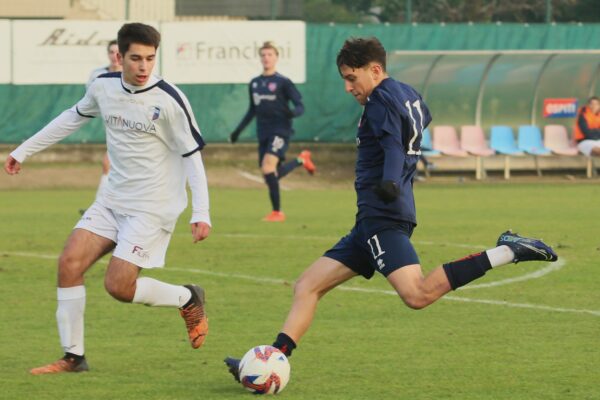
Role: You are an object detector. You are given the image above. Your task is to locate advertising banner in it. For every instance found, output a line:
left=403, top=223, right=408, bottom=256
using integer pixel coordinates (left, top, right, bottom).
left=12, top=20, right=160, bottom=84
left=161, top=21, right=305, bottom=84
left=0, top=20, right=10, bottom=83
left=543, top=98, right=579, bottom=118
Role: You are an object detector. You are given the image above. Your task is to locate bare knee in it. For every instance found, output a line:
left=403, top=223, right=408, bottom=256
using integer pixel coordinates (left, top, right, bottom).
left=104, top=274, right=135, bottom=302
left=399, top=288, right=436, bottom=310
left=293, top=276, right=324, bottom=300
left=58, top=252, right=86, bottom=285
left=592, top=147, right=600, bottom=157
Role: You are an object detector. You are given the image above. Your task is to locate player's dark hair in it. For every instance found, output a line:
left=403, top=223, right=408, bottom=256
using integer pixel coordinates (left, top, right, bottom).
left=117, top=23, right=160, bottom=55
left=107, top=39, right=117, bottom=51
left=336, top=37, right=386, bottom=72
left=259, top=41, right=279, bottom=56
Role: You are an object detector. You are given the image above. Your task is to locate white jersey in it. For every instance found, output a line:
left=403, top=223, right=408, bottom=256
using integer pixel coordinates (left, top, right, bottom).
left=86, top=66, right=109, bottom=89
left=12, top=72, right=209, bottom=231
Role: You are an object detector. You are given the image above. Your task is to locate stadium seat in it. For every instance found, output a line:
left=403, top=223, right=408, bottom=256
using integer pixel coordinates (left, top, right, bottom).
left=421, top=128, right=441, bottom=156
left=517, top=125, right=552, bottom=155
left=490, top=126, right=523, bottom=155
left=460, top=125, right=495, bottom=156
left=490, top=126, right=523, bottom=179
left=432, top=126, right=468, bottom=156
left=543, top=125, right=578, bottom=156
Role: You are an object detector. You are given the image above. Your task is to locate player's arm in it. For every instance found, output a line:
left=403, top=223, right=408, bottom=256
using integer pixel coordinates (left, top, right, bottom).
left=284, top=79, right=304, bottom=118
left=183, top=151, right=211, bottom=243
left=367, top=101, right=405, bottom=203
left=5, top=106, right=95, bottom=175
left=229, top=83, right=256, bottom=143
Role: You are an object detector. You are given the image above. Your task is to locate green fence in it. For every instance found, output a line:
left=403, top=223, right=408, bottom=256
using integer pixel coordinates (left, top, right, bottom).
left=1, top=23, right=599, bottom=144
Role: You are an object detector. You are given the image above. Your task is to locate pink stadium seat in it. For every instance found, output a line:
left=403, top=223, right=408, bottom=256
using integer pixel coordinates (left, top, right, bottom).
left=544, top=125, right=578, bottom=156
left=460, top=125, right=495, bottom=156
left=432, top=126, right=468, bottom=156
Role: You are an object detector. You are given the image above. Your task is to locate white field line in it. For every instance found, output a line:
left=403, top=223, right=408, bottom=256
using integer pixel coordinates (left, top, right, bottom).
left=237, top=170, right=291, bottom=191
left=3, top=251, right=598, bottom=318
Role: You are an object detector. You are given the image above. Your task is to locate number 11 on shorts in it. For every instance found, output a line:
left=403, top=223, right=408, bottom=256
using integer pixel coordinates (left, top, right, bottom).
left=367, top=234, right=386, bottom=259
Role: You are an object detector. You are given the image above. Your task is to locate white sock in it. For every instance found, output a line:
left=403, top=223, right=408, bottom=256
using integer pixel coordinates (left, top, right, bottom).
left=95, top=174, right=109, bottom=200
left=485, top=245, right=515, bottom=268
left=56, top=286, right=86, bottom=356
left=132, top=277, right=192, bottom=308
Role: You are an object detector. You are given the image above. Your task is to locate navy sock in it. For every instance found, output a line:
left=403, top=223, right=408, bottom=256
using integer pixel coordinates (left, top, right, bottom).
left=264, top=173, right=280, bottom=211
left=277, top=159, right=302, bottom=179
left=442, top=252, right=492, bottom=290
left=272, top=332, right=296, bottom=357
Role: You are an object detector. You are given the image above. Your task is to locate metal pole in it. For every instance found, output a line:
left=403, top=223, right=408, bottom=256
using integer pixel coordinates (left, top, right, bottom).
left=125, top=0, right=130, bottom=20
left=545, top=0, right=552, bottom=23
left=271, top=0, right=276, bottom=20
left=406, top=0, right=412, bottom=24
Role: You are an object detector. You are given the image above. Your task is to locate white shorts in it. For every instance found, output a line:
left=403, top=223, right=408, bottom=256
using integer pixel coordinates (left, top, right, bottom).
left=75, top=202, right=173, bottom=269
left=577, top=140, right=600, bottom=156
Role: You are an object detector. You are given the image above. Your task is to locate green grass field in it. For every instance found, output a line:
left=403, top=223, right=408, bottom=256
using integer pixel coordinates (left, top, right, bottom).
left=1, top=183, right=599, bottom=400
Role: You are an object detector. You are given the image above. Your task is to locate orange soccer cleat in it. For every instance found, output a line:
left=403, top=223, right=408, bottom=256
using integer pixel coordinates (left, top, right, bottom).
left=30, top=355, right=89, bottom=375
left=297, top=150, right=316, bottom=175
left=262, top=210, right=286, bottom=222
left=180, top=284, right=208, bottom=349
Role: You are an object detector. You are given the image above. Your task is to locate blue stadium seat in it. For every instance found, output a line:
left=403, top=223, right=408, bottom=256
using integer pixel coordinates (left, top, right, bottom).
left=490, top=126, right=524, bottom=155
left=421, top=128, right=441, bottom=156
left=517, top=125, right=552, bottom=155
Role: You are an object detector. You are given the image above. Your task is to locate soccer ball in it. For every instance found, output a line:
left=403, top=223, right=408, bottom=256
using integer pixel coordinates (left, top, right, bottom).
left=239, top=345, right=291, bottom=395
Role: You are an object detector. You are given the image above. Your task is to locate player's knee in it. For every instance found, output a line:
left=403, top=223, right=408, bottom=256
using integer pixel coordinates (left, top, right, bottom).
left=293, top=277, right=318, bottom=298
left=262, top=165, right=276, bottom=175
left=399, top=290, right=433, bottom=310
left=58, top=253, right=85, bottom=281
left=104, top=275, right=134, bottom=302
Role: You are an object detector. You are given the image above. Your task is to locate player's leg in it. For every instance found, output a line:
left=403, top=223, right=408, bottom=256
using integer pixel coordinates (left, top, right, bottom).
left=261, top=136, right=286, bottom=221
left=278, top=149, right=316, bottom=177
left=110, top=214, right=208, bottom=349
left=385, top=230, right=557, bottom=309
left=30, top=226, right=116, bottom=375
left=225, top=256, right=357, bottom=381
left=278, top=256, right=357, bottom=347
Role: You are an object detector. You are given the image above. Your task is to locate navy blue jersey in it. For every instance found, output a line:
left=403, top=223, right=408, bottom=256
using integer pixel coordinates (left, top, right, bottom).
left=355, top=78, right=432, bottom=225
left=233, top=73, right=304, bottom=141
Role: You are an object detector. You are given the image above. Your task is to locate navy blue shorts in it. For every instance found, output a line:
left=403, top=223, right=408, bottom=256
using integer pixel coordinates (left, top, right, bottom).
left=258, top=135, right=290, bottom=166
left=324, top=218, right=419, bottom=279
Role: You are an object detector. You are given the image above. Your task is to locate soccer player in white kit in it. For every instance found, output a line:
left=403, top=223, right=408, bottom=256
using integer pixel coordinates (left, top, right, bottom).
left=4, top=23, right=211, bottom=375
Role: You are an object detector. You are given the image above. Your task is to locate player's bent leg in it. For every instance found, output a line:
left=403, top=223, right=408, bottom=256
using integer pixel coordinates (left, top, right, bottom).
left=591, top=146, right=600, bottom=157
left=386, top=264, right=451, bottom=310
left=104, top=256, right=141, bottom=302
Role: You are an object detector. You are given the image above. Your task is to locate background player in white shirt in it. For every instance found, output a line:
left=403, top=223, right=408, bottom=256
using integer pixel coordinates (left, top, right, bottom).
left=86, top=39, right=121, bottom=204
left=4, top=23, right=211, bottom=375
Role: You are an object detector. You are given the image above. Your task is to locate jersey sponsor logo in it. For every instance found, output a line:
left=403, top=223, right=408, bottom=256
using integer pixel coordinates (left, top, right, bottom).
left=543, top=98, right=578, bottom=118
left=268, top=82, right=277, bottom=92
left=356, top=137, right=361, bottom=147
left=252, top=92, right=277, bottom=106
left=104, top=114, right=157, bottom=134
left=151, top=106, right=161, bottom=121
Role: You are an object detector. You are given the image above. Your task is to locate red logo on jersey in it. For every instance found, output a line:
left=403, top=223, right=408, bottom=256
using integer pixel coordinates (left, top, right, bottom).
left=268, top=82, right=277, bottom=92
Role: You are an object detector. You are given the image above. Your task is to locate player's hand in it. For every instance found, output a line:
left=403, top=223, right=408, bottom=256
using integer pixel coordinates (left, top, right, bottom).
left=191, top=221, right=211, bottom=243
left=228, top=132, right=239, bottom=144
left=373, top=180, right=399, bottom=204
left=4, top=155, right=21, bottom=175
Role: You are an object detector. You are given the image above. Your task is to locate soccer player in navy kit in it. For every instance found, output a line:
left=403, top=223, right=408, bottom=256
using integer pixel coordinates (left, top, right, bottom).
left=229, top=41, right=316, bottom=222
left=225, top=37, right=558, bottom=378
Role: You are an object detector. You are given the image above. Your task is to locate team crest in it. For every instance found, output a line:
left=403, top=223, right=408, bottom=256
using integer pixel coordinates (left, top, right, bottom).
left=268, top=82, right=277, bottom=92
left=150, top=106, right=161, bottom=121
